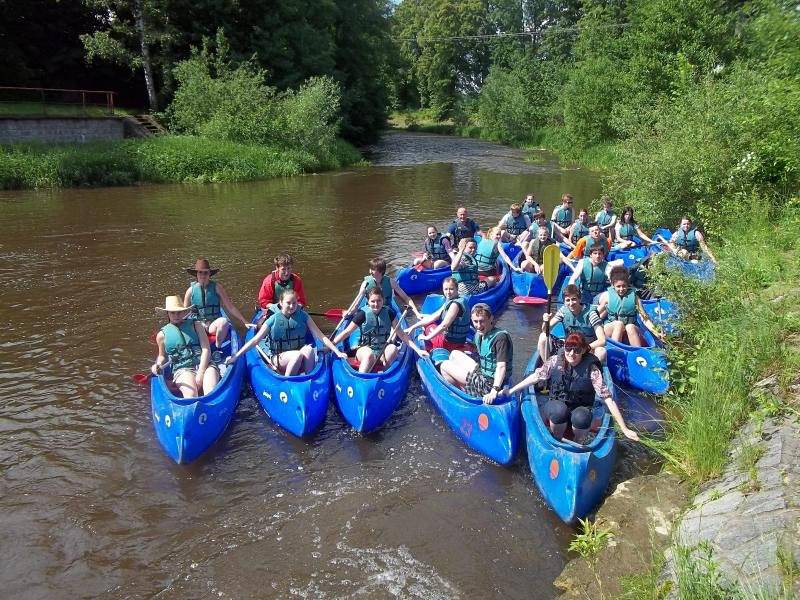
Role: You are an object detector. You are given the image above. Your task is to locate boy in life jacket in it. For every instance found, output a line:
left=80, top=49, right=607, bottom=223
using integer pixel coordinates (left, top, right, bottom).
left=498, top=202, right=531, bottom=243
left=405, top=277, right=474, bottom=352
left=183, top=257, right=251, bottom=346
left=662, top=216, right=717, bottom=263
left=594, top=195, right=617, bottom=235
left=538, top=283, right=607, bottom=362
left=357, top=257, right=422, bottom=319
left=595, top=267, right=665, bottom=347
left=258, top=253, right=308, bottom=312
left=568, top=242, right=624, bottom=304
left=551, top=193, right=576, bottom=239
left=505, top=332, right=639, bottom=443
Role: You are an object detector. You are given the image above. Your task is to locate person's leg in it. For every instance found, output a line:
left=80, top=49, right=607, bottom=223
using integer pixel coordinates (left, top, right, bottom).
left=625, top=323, right=644, bottom=347
left=356, top=346, right=375, bottom=374
left=570, top=406, right=593, bottom=443
left=592, top=346, right=607, bottom=363
left=609, top=320, right=625, bottom=342
left=433, top=259, right=449, bottom=269
left=299, top=345, right=315, bottom=374
left=175, top=369, right=198, bottom=398
left=544, top=399, right=568, bottom=440
left=382, top=344, right=398, bottom=368
left=202, top=365, right=220, bottom=394
left=440, top=350, right=476, bottom=386
left=209, top=317, right=229, bottom=345
left=278, top=350, right=304, bottom=375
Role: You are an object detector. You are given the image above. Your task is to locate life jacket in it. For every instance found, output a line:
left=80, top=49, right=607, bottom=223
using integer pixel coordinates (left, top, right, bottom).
left=606, top=286, right=638, bottom=325
left=450, top=219, right=476, bottom=245
left=357, top=306, right=393, bottom=352
left=548, top=352, right=601, bottom=410
left=580, top=259, right=609, bottom=297
left=675, top=228, right=700, bottom=252
left=618, top=222, right=636, bottom=240
left=504, top=213, right=528, bottom=236
left=560, top=305, right=598, bottom=342
left=452, top=253, right=479, bottom=286
left=190, top=280, right=221, bottom=322
left=475, top=327, right=513, bottom=381
left=529, top=238, right=556, bottom=263
left=161, top=321, right=201, bottom=370
left=267, top=309, right=309, bottom=354
left=521, top=201, right=540, bottom=220
left=530, top=220, right=555, bottom=238
left=474, top=239, right=499, bottom=272
left=554, top=206, right=574, bottom=229
left=596, top=209, right=615, bottom=227
left=581, top=234, right=608, bottom=257
left=570, top=221, right=590, bottom=244
left=443, top=297, right=470, bottom=343
left=424, top=234, right=450, bottom=261
left=272, top=274, right=295, bottom=302
left=362, top=274, right=393, bottom=305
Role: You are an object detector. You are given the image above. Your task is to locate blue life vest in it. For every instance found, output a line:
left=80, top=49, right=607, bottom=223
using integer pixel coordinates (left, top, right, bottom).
left=425, top=234, right=450, bottom=261
left=452, top=253, right=479, bottom=286
left=554, top=206, right=574, bottom=229
left=475, top=328, right=512, bottom=381
left=450, top=219, right=477, bottom=245
left=190, top=281, right=221, bottom=322
left=606, top=286, right=638, bottom=325
left=363, top=275, right=393, bottom=305
left=548, top=352, right=601, bottom=409
left=531, top=220, right=555, bottom=238
left=581, top=234, right=608, bottom=257
left=618, top=222, right=636, bottom=240
left=675, top=228, right=700, bottom=252
left=443, top=297, right=470, bottom=343
left=596, top=209, right=615, bottom=228
left=570, top=221, right=590, bottom=244
left=580, top=259, right=610, bottom=297
left=267, top=309, right=309, bottom=353
left=161, top=321, right=201, bottom=370
left=357, top=306, right=393, bottom=352
left=474, top=239, right=499, bottom=272
left=504, top=213, right=528, bottom=237
left=521, top=201, right=540, bottom=220
left=559, top=305, right=599, bottom=342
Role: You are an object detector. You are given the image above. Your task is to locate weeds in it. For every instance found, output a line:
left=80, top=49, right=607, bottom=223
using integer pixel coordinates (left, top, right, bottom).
left=569, top=517, right=615, bottom=599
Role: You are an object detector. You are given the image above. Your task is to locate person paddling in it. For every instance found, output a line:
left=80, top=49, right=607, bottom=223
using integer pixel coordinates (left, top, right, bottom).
left=538, top=283, right=607, bottom=362
left=357, top=258, right=422, bottom=319
left=226, top=289, right=345, bottom=375
left=447, top=207, right=481, bottom=246
left=474, top=226, right=521, bottom=280
left=662, top=216, right=717, bottom=264
left=504, top=332, right=639, bottom=443
left=520, top=227, right=574, bottom=273
left=451, top=238, right=493, bottom=296
left=151, top=296, right=217, bottom=398
left=521, top=193, right=541, bottom=221
left=551, top=193, right=576, bottom=239
left=567, top=222, right=612, bottom=260
left=614, top=206, right=656, bottom=249
left=439, top=303, right=513, bottom=405
left=414, top=225, right=453, bottom=270
left=183, top=257, right=249, bottom=346
left=594, top=195, right=617, bottom=235
left=332, top=287, right=428, bottom=373
left=404, top=277, right=473, bottom=352
left=567, top=208, right=591, bottom=248
left=498, top=203, right=531, bottom=243
left=568, top=243, right=624, bottom=304
left=258, top=253, right=308, bottom=312
left=595, top=267, right=665, bottom=347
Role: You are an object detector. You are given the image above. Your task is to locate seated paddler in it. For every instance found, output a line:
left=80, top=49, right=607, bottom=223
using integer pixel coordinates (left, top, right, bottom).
left=568, top=241, right=624, bottom=304
left=662, top=216, right=717, bottom=264
left=439, top=303, right=513, bottom=405
left=473, top=226, right=521, bottom=281
left=151, top=295, right=218, bottom=398
left=226, top=289, right=345, bottom=375
left=595, top=267, right=665, bottom=347
left=357, top=257, right=422, bottom=319
left=538, top=283, right=607, bottom=363
left=332, top=286, right=428, bottom=374
left=498, top=203, right=531, bottom=243
left=183, top=257, right=250, bottom=346
left=413, top=225, right=453, bottom=270
left=404, top=277, right=474, bottom=352
left=258, top=253, right=308, bottom=313
left=504, top=332, right=639, bottom=443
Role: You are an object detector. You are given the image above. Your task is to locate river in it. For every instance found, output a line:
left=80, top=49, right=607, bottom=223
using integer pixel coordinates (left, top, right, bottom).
left=0, top=131, right=650, bottom=598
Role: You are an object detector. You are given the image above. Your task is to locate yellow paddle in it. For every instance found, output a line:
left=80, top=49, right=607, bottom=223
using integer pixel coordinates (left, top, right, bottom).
left=542, top=244, right=561, bottom=339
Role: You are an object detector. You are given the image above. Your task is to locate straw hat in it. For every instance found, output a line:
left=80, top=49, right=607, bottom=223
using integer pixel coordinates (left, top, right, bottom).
left=186, top=257, right=220, bottom=276
left=156, top=296, right=195, bottom=313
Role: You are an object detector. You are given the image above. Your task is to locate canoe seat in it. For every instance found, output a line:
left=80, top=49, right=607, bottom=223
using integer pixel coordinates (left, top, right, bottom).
left=347, top=356, right=386, bottom=373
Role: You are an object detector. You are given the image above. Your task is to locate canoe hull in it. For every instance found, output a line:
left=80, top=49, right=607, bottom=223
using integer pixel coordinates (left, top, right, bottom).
left=420, top=259, right=512, bottom=316
left=511, top=252, right=570, bottom=298
left=396, top=264, right=451, bottom=296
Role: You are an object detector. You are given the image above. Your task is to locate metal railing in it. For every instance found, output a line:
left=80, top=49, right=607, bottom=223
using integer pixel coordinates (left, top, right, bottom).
left=0, top=86, right=117, bottom=116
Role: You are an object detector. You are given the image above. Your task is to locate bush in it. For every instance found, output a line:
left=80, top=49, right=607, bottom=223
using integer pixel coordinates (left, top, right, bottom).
left=476, top=67, right=537, bottom=144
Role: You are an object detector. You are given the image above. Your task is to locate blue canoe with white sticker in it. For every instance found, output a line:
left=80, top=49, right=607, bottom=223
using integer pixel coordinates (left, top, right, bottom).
left=416, top=346, right=521, bottom=465
left=331, top=300, right=415, bottom=433
left=150, top=323, right=246, bottom=464
left=655, top=228, right=716, bottom=282
left=511, top=251, right=571, bottom=298
left=244, top=311, right=332, bottom=437
left=520, top=350, right=617, bottom=523
left=396, top=263, right=451, bottom=296
left=419, top=259, right=512, bottom=317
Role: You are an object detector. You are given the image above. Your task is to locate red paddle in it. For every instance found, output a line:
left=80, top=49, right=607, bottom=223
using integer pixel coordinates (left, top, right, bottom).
left=307, top=308, right=347, bottom=321
left=132, top=359, right=171, bottom=384
left=512, top=295, right=548, bottom=305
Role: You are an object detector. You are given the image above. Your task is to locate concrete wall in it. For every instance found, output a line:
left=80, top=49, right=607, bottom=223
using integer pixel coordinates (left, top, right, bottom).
left=0, top=117, right=125, bottom=144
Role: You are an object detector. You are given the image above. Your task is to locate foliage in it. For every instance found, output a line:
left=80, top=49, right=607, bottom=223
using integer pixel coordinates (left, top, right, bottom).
left=673, top=542, right=742, bottom=599
left=568, top=517, right=614, bottom=559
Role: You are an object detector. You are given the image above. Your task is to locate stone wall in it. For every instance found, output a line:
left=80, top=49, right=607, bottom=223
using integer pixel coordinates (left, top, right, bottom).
left=0, top=117, right=125, bottom=144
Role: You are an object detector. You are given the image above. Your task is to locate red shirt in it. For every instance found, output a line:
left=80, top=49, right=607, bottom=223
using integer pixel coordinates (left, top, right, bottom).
left=257, top=271, right=307, bottom=309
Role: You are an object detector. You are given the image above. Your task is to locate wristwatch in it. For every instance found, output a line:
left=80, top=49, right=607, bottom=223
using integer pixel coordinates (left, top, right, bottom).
left=492, top=385, right=503, bottom=392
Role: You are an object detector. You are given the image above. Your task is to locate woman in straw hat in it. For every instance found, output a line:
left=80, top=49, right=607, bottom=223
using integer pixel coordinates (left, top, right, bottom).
left=151, top=296, right=218, bottom=398
left=183, top=257, right=250, bottom=346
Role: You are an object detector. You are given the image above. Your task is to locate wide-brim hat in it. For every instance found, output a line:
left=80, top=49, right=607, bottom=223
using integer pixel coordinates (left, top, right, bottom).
left=186, top=257, right=219, bottom=276
left=156, top=295, right=195, bottom=313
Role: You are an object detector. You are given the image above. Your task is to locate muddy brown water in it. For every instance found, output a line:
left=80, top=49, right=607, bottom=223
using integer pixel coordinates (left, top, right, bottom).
left=0, top=131, right=653, bottom=598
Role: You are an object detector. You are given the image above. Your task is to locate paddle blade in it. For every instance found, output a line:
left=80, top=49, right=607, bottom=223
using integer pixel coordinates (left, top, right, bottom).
left=148, top=331, right=157, bottom=345
left=323, top=308, right=346, bottom=320
left=513, top=295, right=547, bottom=305
left=542, top=245, right=561, bottom=294
left=132, top=372, right=151, bottom=384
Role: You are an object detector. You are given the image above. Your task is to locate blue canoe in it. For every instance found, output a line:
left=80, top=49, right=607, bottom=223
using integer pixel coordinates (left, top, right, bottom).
left=420, top=259, right=512, bottom=316
left=331, top=301, right=415, bottom=433
left=655, top=228, right=716, bottom=282
left=511, top=251, right=571, bottom=298
left=641, top=297, right=680, bottom=335
left=614, top=383, right=665, bottom=433
left=244, top=311, right=332, bottom=437
left=396, top=263, right=451, bottom=296
left=520, top=350, right=617, bottom=523
left=150, top=324, right=246, bottom=464
left=416, top=345, right=521, bottom=465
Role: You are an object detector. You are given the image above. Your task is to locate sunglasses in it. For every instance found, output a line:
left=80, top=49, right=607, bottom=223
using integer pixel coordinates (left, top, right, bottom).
left=196, top=270, right=211, bottom=275
left=564, top=345, right=584, bottom=353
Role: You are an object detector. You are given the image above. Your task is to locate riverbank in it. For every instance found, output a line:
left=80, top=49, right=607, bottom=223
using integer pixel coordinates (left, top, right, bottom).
left=0, top=135, right=365, bottom=189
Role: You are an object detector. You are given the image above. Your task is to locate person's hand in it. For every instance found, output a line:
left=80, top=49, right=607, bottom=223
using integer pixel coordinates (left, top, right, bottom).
left=150, top=362, right=162, bottom=376
left=412, top=308, right=423, bottom=320
left=542, top=312, right=551, bottom=322
left=335, top=349, right=348, bottom=360
left=244, top=323, right=258, bottom=329
left=498, top=387, right=511, bottom=397
left=514, top=266, right=523, bottom=273
left=417, top=349, right=430, bottom=359
left=418, top=331, right=432, bottom=342
left=482, top=388, right=498, bottom=404
left=622, top=427, right=640, bottom=442
left=195, top=370, right=205, bottom=388
left=224, top=355, right=237, bottom=366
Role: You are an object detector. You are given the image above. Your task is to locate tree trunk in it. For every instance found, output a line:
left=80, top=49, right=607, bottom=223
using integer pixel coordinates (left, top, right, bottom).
left=134, top=0, right=158, bottom=111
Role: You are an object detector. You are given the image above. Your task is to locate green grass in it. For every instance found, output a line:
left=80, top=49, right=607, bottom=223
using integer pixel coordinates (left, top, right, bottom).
left=0, top=101, right=137, bottom=117
left=0, top=135, right=364, bottom=189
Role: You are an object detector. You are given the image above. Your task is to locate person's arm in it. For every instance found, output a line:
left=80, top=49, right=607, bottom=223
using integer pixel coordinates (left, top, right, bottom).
left=541, top=308, right=562, bottom=331
left=591, top=366, right=639, bottom=441
left=591, top=325, right=607, bottom=350
left=307, top=317, right=347, bottom=358
left=636, top=298, right=665, bottom=341
left=183, top=287, right=193, bottom=311
left=151, top=332, right=167, bottom=374
left=595, top=291, right=609, bottom=319
left=561, top=253, right=578, bottom=271
left=450, top=241, right=466, bottom=271
left=568, top=259, right=583, bottom=285
left=226, top=320, right=271, bottom=363
left=505, top=356, right=556, bottom=395
left=257, top=275, right=274, bottom=309
left=404, top=304, right=444, bottom=334
left=497, top=242, right=521, bottom=272
left=614, top=223, right=625, bottom=244
left=697, top=232, right=717, bottom=263
left=420, top=302, right=459, bottom=340
left=392, top=318, right=429, bottom=359
left=332, top=319, right=359, bottom=345
left=216, top=283, right=251, bottom=329
left=635, top=226, right=655, bottom=245
left=390, top=278, right=421, bottom=318
left=194, top=321, right=211, bottom=385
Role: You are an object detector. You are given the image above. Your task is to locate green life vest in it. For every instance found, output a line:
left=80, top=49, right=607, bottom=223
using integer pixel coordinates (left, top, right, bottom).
left=161, top=321, right=201, bottom=370
left=363, top=274, right=393, bottom=305
left=521, top=201, right=540, bottom=219
left=529, top=238, right=555, bottom=263
left=424, top=234, right=450, bottom=261
left=560, top=305, right=598, bottom=342
left=443, top=296, right=470, bottom=343
left=554, top=206, right=574, bottom=228
left=475, top=328, right=512, bottom=381
left=357, top=306, right=393, bottom=352
left=570, top=221, right=590, bottom=244
left=267, top=309, right=309, bottom=353
left=606, top=286, right=638, bottom=325
left=452, top=253, right=479, bottom=286
left=273, top=275, right=295, bottom=302
left=190, top=280, right=221, bottom=322
left=504, top=213, right=528, bottom=236
left=619, top=222, right=636, bottom=240
left=474, top=239, right=499, bottom=272
left=580, top=259, right=609, bottom=297
left=581, top=235, right=608, bottom=257
left=596, top=209, right=615, bottom=227
left=675, top=228, right=700, bottom=252
left=531, top=220, right=555, bottom=238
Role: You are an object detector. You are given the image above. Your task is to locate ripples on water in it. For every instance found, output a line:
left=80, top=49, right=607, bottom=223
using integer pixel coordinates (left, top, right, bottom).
left=0, top=132, right=652, bottom=598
